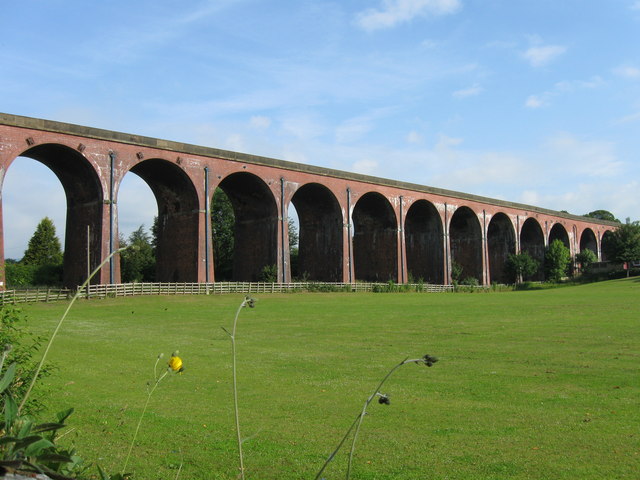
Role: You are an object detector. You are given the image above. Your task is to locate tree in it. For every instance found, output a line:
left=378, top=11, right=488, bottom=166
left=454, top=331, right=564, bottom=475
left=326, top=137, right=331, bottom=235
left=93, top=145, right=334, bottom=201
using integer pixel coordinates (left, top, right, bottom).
left=584, top=210, right=620, bottom=223
left=545, top=239, right=572, bottom=282
left=602, top=220, right=640, bottom=277
left=211, top=188, right=235, bottom=280
left=21, top=217, right=63, bottom=266
left=505, top=252, right=539, bottom=283
left=288, top=217, right=300, bottom=279
left=120, top=225, right=156, bottom=282
left=575, top=248, right=597, bottom=273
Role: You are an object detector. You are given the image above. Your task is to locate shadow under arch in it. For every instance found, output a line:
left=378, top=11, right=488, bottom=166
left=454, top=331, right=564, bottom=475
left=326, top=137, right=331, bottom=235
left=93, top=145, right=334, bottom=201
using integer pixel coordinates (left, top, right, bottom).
left=520, top=218, right=545, bottom=281
left=353, top=192, right=397, bottom=282
left=290, top=183, right=343, bottom=281
left=405, top=199, right=444, bottom=284
left=128, top=159, right=200, bottom=282
left=217, top=172, right=278, bottom=281
left=449, top=206, right=483, bottom=284
left=579, top=228, right=597, bottom=254
left=487, top=212, right=516, bottom=284
left=601, top=230, right=615, bottom=262
left=549, top=223, right=570, bottom=248
left=17, top=143, right=103, bottom=287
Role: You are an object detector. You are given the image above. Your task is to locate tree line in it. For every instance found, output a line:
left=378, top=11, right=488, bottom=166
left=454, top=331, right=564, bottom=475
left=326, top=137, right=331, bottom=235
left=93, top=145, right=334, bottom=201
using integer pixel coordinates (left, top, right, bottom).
left=4, top=207, right=639, bottom=287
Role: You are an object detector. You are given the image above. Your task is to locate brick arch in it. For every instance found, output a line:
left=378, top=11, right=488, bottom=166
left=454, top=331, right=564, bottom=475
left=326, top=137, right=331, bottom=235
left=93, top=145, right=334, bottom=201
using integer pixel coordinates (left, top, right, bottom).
left=404, top=199, right=444, bottom=284
left=353, top=192, right=397, bottom=281
left=290, top=183, right=343, bottom=282
left=520, top=218, right=544, bottom=281
left=549, top=223, right=570, bottom=249
left=487, top=212, right=516, bottom=284
left=124, top=158, right=200, bottom=282
left=449, top=206, right=482, bottom=283
left=217, top=172, right=278, bottom=281
left=579, top=228, right=598, bottom=255
left=17, top=143, right=104, bottom=287
left=601, top=230, right=615, bottom=262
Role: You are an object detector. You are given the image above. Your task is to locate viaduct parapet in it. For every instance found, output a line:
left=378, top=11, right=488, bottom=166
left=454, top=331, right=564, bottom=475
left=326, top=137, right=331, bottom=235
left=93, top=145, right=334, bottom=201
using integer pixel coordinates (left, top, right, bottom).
left=0, top=113, right=617, bottom=287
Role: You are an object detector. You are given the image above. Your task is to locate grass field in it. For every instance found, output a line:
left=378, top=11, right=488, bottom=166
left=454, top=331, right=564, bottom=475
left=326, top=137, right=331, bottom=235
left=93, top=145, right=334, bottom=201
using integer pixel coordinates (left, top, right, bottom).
left=17, top=278, right=640, bottom=479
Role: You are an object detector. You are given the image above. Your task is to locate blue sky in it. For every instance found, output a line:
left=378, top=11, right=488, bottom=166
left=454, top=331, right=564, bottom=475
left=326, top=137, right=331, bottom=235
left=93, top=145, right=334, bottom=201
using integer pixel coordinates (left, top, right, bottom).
left=2, top=0, right=639, bottom=259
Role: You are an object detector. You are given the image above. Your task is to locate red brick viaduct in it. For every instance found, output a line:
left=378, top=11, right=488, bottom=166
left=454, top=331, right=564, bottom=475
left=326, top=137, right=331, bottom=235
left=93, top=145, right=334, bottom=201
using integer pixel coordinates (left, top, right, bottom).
left=0, top=113, right=617, bottom=288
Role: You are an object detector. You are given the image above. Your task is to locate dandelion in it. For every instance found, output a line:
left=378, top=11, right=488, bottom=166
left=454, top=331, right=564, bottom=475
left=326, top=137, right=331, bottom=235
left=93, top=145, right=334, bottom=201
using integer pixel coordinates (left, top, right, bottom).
left=314, top=353, right=439, bottom=480
left=221, top=296, right=257, bottom=480
left=168, top=354, right=184, bottom=373
left=122, top=351, right=184, bottom=474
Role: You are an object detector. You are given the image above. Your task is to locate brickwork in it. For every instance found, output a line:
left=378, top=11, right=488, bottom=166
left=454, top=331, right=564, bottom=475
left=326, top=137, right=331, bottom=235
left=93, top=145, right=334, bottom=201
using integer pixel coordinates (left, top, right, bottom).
left=0, top=113, right=617, bottom=287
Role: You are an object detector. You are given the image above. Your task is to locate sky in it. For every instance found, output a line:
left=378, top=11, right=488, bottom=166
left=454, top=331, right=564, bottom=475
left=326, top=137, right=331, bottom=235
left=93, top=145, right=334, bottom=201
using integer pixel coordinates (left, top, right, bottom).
left=1, top=0, right=639, bottom=259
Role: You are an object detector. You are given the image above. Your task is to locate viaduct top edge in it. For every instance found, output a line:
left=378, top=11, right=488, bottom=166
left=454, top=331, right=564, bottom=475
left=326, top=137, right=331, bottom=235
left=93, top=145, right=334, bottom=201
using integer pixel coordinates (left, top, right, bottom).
left=0, top=112, right=618, bottom=228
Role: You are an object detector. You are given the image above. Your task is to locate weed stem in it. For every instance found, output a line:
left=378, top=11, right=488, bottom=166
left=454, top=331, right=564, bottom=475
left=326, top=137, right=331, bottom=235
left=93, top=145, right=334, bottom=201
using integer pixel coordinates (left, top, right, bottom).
left=18, top=246, right=128, bottom=413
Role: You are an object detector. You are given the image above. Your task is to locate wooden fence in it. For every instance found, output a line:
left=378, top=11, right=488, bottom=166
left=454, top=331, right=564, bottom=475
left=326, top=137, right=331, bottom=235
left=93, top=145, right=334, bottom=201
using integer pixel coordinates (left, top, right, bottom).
left=0, top=288, right=72, bottom=305
left=0, top=281, right=454, bottom=304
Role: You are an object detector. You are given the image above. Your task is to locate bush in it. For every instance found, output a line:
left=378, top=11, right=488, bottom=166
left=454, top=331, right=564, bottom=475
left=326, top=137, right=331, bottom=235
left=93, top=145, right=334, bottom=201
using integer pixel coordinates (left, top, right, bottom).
left=258, top=264, right=278, bottom=282
left=545, top=240, right=571, bottom=282
left=576, top=249, right=597, bottom=274
left=0, top=306, right=54, bottom=415
left=5, top=263, right=63, bottom=288
left=505, top=252, right=539, bottom=283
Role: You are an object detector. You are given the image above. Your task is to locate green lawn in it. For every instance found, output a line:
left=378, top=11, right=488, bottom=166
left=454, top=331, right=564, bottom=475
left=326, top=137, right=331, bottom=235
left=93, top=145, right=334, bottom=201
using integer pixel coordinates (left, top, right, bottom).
left=18, top=278, right=640, bottom=479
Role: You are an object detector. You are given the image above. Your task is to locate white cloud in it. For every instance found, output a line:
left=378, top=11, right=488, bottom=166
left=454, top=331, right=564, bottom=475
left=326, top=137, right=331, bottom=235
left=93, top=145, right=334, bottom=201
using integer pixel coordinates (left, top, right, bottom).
left=250, top=116, right=272, bottom=129
left=421, top=39, right=439, bottom=49
left=544, top=132, right=623, bottom=178
left=452, top=84, right=483, bottom=98
left=523, top=45, right=567, bottom=67
left=280, top=114, right=327, bottom=140
left=351, top=159, right=380, bottom=175
left=525, top=95, right=547, bottom=109
left=615, top=111, right=640, bottom=124
left=335, top=117, right=374, bottom=143
left=525, top=76, right=603, bottom=108
left=406, top=130, right=424, bottom=144
left=355, top=0, right=461, bottom=31
left=613, top=65, right=640, bottom=79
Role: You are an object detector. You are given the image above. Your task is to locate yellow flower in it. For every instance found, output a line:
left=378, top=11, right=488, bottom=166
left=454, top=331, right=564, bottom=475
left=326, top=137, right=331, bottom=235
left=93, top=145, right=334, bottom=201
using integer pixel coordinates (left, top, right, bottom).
left=168, top=355, right=183, bottom=372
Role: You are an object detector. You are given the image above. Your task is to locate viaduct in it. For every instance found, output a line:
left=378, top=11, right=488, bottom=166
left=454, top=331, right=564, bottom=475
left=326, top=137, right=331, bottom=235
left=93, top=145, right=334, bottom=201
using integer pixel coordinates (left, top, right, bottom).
left=0, top=113, right=617, bottom=288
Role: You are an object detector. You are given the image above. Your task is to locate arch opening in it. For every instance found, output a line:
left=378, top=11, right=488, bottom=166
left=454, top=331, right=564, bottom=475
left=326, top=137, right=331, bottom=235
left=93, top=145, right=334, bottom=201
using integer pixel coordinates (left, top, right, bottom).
left=520, top=218, right=545, bottom=281
left=15, top=144, right=103, bottom=287
left=601, top=230, right=614, bottom=262
left=548, top=223, right=572, bottom=275
left=449, top=206, right=483, bottom=284
left=215, top=172, right=278, bottom=281
left=404, top=200, right=444, bottom=284
left=579, top=228, right=598, bottom=255
left=487, top=213, right=516, bottom=284
left=290, top=183, right=343, bottom=282
left=129, top=159, right=199, bottom=282
left=352, top=192, right=397, bottom=282
left=549, top=223, right=570, bottom=249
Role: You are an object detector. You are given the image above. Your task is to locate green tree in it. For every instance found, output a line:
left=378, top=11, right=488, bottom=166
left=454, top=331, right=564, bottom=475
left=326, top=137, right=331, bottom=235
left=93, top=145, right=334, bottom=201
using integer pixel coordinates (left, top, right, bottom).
left=120, top=225, right=156, bottom=283
left=545, top=239, right=572, bottom=282
left=584, top=210, right=620, bottom=223
left=505, top=252, right=539, bottom=283
left=21, top=217, right=63, bottom=266
left=602, top=220, right=640, bottom=277
left=575, top=248, right=597, bottom=273
left=211, top=188, right=235, bottom=280
left=288, top=217, right=300, bottom=279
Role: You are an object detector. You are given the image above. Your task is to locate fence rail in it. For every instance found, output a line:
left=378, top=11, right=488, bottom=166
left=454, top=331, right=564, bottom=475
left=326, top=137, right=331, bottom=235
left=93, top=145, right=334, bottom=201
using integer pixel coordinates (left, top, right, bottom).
left=0, top=288, right=72, bottom=305
left=0, top=281, right=454, bottom=304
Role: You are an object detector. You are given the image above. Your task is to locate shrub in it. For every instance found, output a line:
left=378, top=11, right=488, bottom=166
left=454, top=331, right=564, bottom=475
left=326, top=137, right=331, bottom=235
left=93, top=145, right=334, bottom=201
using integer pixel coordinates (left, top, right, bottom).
left=505, top=252, right=539, bottom=283
left=545, top=240, right=572, bottom=282
left=258, top=264, right=278, bottom=282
